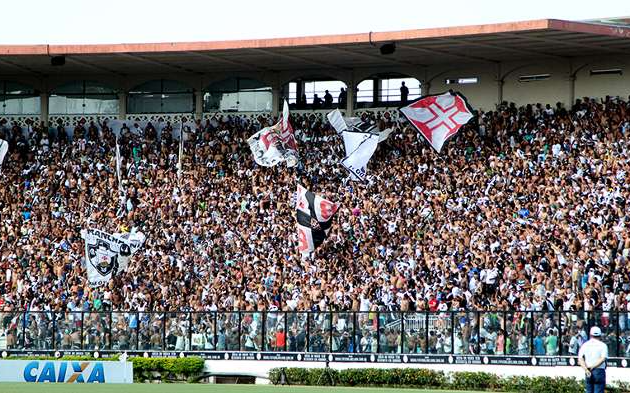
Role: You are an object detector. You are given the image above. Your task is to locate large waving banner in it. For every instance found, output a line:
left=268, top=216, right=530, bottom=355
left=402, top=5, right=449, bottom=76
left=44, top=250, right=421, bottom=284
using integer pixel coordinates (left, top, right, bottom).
left=81, top=229, right=145, bottom=287
left=247, top=100, right=298, bottom=167
left=296, top=185, right=339, bottom=255
left=399, top=92, right=474, bottom=153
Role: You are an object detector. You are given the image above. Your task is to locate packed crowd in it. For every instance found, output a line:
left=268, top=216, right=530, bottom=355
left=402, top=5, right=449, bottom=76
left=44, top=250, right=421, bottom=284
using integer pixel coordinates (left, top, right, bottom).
left=0, top=95, right=629, bottom=324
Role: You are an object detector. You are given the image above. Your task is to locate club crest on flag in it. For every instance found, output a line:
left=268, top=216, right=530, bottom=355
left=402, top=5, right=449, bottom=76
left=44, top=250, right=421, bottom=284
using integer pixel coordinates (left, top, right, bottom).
left=399, top=92, right=474, bottom=153
left=87, top=239, right=118, bottom=276
left=81, top=228, right=145, bottom=287
left=295, top=185, right=339, bottom=255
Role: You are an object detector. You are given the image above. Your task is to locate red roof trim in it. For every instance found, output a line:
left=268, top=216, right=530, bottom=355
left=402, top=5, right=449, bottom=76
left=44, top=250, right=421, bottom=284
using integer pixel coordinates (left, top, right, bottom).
left=1, top=19, right=627, bottom=56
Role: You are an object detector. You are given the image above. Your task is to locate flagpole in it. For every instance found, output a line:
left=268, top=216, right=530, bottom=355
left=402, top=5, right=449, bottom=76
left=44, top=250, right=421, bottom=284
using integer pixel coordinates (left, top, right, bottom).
left=177, top=122, right=184, bottom=185
left=115, top=135, right=124, bottom=214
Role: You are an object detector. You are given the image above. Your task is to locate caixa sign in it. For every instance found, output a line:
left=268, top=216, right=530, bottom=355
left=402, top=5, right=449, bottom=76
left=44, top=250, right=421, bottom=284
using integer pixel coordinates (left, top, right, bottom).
left=24, top=361, right=105, bottom=383
left=0, top=360, right=133, bottom=383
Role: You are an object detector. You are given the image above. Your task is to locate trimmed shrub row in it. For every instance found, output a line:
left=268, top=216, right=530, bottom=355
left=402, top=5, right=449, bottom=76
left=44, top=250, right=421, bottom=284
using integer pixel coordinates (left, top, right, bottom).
left=269, top=367, right=630, bottom=393
left=128, top=357, right=205, bottom=382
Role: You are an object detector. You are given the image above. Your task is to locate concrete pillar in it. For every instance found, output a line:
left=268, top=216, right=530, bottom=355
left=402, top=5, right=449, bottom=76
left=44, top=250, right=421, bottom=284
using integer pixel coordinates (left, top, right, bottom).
left=372, top=78, right=379, bottom=105
left=296, top=81, right=304, bottom=108
left=423, top=81, right=431, bottom=95
left=194, top=89, right=203, bottom=120
left=39, top=92, right=49, bottom=126
left=569, top=75, right=576, bottom=108
left=271, top=87, right=280, bottom=117
left=346, top=79, right=356, bottom=116
left=118, top=92, right=127, bottom=120
left=496, top=63, right=504, bottom=108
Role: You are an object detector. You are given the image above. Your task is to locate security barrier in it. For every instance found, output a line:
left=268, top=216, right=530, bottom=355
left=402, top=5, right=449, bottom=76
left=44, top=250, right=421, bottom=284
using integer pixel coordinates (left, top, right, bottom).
left=1, top=310, right=628, bottom=366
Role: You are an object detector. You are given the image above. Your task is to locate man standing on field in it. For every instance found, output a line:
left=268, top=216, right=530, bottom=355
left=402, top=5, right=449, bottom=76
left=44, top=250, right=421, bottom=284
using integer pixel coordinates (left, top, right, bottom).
left=578, top=326, right=608, bottom=393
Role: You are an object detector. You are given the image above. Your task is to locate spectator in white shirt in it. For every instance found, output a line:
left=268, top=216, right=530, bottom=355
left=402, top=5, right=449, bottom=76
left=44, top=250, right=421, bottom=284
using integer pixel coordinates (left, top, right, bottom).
left=578, top=326, right=608, bottom=393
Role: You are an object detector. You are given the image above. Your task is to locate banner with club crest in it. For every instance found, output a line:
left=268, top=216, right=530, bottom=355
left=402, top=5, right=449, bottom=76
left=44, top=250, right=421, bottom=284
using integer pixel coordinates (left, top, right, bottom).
left=81, top=229, right=145, bottom=287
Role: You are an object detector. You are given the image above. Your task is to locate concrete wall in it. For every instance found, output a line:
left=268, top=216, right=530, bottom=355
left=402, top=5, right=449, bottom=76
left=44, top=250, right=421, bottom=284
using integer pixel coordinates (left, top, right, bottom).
left=203, top=359, right=630, bottom=385
left=574, top=57, right=630, bottom=101
left=425, top=64, right=498, bottom=112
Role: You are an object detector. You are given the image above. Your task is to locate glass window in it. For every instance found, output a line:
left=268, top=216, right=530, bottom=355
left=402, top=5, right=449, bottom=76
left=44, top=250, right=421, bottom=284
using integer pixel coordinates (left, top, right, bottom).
left=127, top=79, right=193, bottom=114
left=0, top=81, right=40, bottom=115
left=203, top=78, right=271, bottom=112
left=380, top=77, right=421, bottom=102
left=356, top=79, right=374, bottom=103
left=287, top=82, right=297, bottom=104
left=303, top=80, right=346, bottom=104
left=49, top=80, right=118, bottom=115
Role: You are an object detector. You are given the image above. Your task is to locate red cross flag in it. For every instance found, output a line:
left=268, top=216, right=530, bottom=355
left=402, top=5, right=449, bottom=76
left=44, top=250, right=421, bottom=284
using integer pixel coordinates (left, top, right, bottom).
left=399, top=92, right=474, bottom=153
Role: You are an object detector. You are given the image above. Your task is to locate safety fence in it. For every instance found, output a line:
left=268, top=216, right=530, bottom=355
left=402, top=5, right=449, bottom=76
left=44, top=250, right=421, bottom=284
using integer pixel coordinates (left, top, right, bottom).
left=2, top=310, right=629, bottom=359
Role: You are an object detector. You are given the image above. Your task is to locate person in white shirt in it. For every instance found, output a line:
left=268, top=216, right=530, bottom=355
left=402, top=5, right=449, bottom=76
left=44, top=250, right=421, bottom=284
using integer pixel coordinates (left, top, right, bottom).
left=578, top=326, right=608, bottom=393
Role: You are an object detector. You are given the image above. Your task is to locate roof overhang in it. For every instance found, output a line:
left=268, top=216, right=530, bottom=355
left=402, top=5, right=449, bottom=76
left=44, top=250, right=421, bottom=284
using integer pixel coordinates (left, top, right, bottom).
left=0, top=18, right=629, bottom=77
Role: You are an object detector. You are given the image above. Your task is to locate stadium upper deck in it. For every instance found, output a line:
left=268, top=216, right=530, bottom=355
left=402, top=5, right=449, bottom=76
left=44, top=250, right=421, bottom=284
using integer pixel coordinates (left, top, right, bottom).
left=0, top=18, right=629, bottom=122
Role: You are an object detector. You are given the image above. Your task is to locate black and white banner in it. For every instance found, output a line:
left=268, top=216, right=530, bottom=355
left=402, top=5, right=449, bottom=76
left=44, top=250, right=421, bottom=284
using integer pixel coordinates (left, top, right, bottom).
left=296, top=185, right=339, bottom=255
left=81, top=229, right=145, bottom=287
left=327, top=110, right=380, bottom=181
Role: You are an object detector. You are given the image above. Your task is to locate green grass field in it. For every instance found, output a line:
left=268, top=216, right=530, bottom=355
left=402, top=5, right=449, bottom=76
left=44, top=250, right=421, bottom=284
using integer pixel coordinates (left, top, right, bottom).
left=0, top=384, right=481, bottom=393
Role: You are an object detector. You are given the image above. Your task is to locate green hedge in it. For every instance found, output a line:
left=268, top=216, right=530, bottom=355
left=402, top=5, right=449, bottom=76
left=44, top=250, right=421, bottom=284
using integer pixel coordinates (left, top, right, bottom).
left=128, top=357, right=205, bottom=382
left=269, top=367, right=630, bottom=393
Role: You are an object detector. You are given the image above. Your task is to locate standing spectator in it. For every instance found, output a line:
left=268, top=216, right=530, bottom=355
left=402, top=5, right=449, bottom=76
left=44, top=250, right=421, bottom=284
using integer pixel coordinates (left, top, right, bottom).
left=400, top=82, right=409, bottom=104
left=338, top=88, right=347, bottom=109
left=323, top=90, right=333, bottom=109
left=579, top=327, right=608, bottom=393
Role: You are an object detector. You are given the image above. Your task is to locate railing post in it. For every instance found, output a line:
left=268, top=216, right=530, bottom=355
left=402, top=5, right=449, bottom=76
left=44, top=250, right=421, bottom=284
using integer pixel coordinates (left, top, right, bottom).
left=425, top=312, right=429, bottom=355
left=475, top=312, right=481, bottom=355
left=213, top=312, right=217, bottom=350
left=161, top=313, right=166, bottom=351
left=329, top=311, right=333, bottom=352
left=188, top=312, right=193, bottom=352
left=80, top=311, right=85, bottom=350
left=107, top=312, right=112, bottom=351
left=135, top=312, right=140, bottom=351
left=21, top=311, right=26, bottom=350
left=238, top=311, right=242, bottom=351
left=611, top=311, right=621, bottom=357
left=261, top=311, right=267, bottom=352
left=376, top=311, right=381, bottom=354
left=529, top=312, right=534, bottom=356
left=352, top=312, right=357, bottom=353
left=558, top=311, right=563, bottom=356
left=52, top=312, right=57, bottom=351
left=400, top=312, right=405, bottom=354
left=284, top=312, right=288, bottom=352
left=306, top=312, right=311, bottom=352
left=451, top=311, right=455, bottom=355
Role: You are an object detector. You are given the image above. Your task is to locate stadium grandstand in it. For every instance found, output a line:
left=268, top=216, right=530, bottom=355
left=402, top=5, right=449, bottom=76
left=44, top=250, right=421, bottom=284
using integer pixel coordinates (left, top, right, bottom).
left=1, top=15, right=630, bottom=380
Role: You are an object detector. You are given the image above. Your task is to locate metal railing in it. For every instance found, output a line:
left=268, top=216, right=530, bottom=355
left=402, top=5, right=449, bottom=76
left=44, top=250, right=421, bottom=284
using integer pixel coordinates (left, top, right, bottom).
left=1, top=310, right=629, bottom=357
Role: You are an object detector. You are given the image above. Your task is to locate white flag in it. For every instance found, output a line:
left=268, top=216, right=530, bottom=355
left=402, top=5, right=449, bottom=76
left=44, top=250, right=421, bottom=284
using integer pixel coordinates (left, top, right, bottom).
left=327, top=110, right=379, bottom=181
left=0, top=139, right=8, bottom=171
left=115, top=137, right=122, bottom=192
left=340, top=133, right=379, bottom=181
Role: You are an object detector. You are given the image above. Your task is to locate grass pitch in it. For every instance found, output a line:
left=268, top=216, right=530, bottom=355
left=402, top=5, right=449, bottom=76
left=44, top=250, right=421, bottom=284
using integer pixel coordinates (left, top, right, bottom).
left=0, top=384, right=481, bottom=393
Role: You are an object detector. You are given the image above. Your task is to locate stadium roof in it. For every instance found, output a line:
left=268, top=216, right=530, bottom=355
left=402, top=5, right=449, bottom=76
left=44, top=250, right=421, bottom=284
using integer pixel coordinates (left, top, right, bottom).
left=0, top=18, right=629, bottom=77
